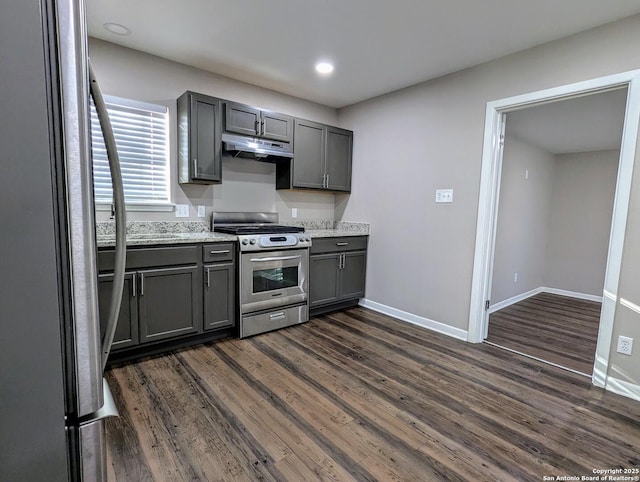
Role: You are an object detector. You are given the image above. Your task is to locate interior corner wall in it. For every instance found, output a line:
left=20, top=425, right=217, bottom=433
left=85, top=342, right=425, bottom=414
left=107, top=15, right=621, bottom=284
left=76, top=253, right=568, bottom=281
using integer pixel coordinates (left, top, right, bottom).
left=491, top=136, right=555, bottom=305
left=88, top=38, right=338, bottom=223
left=543, top=150, right=620, bottom=296
left=336, top=14, right=640, bottom=338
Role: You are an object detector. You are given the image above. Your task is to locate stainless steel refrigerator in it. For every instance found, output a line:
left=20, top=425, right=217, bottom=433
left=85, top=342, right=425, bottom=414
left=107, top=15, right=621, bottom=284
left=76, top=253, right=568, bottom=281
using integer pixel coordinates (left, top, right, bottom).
left=0, top=0, right=126, bottom=480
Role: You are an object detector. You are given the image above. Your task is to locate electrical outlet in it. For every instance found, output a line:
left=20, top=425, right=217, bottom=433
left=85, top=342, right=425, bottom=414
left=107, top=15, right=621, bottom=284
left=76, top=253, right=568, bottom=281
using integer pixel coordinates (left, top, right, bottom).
left=197, top=205, right=206, bottom=218
left=617, top=336, right=633, bottom=356
left=514, top=273, right=518, bottom=282
left=292, top=208, right=298, bottom=218
left=174, top=204, right=189, bottom=218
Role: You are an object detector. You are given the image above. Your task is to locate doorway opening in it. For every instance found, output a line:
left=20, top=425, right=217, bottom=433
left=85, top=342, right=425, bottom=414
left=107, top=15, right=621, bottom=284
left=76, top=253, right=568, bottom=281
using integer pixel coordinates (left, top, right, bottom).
left=468, top=70, right=640, bottom=390
left=485, top=88, right=626, bottom=376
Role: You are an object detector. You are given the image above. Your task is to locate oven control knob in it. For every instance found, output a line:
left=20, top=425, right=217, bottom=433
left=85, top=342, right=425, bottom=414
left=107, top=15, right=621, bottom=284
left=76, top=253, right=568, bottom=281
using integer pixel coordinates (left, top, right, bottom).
left=241, top=239, right=249, bottom=245
left=249, top=238, right=256, bottom=245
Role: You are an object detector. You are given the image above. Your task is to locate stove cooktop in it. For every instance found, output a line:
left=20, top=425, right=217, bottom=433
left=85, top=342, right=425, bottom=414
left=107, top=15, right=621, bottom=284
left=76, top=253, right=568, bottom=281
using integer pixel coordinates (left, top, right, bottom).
left=213, top=224, right=305, bottom=235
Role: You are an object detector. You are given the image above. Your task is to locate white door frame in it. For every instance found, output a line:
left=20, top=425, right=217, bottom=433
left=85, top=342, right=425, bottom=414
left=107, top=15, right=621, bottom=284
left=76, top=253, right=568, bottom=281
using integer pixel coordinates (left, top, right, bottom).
left=468, top=70, right=640, bottom=389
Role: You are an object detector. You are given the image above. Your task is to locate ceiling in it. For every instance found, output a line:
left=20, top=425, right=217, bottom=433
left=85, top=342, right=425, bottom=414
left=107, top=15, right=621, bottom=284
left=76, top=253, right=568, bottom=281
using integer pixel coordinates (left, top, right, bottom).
left=506, top=88, right=628, bottom=154
left=86, top=1, right=640, bottom=108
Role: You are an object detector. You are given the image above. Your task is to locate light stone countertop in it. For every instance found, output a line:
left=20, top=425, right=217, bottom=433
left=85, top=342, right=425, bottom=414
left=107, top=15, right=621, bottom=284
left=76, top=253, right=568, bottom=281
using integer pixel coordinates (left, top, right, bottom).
left=96, top=221, right=369, bottom=248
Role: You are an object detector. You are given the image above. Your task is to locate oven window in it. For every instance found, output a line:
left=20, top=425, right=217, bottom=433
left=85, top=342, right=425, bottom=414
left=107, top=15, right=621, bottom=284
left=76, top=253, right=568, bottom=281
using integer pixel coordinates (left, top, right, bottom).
left=253, top=266, right=298, bottom=293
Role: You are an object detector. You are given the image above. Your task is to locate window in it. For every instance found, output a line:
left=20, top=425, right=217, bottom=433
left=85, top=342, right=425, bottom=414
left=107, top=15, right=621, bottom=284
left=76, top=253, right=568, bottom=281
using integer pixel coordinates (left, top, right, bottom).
left=90, top=95, right=170, bottom=206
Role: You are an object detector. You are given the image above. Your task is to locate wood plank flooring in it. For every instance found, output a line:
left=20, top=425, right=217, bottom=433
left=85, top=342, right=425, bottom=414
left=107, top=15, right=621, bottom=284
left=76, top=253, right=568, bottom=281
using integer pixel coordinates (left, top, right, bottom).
left=105, top=307, right=640, bottom=481
left=487, top=292, right=601, bottom=374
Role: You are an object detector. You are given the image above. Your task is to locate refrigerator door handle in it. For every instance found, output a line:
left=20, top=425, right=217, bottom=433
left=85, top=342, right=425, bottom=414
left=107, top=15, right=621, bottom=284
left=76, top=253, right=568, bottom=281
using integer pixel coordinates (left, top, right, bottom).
left=88, top=60, right=127, bottom=371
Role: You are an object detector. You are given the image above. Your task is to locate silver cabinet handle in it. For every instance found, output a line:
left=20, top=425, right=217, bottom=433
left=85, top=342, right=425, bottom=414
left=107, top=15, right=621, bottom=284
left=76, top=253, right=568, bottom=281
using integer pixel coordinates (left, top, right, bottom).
left=209, top=249, right=230, bottom=255
left=269, top=312, right=286, bottom=321
left=322, top=173, right=326, bottom=188
left=139, top=272, right=144, bottom=296
left=326, top=174, right=329, bottom=188
left=194, top=158, right=198, bottom=175
left=206, top=267, right=210, bottom=288
left=336, top=242, right=349, bottom=246
left=250, top=255, right=301, bottom=262
left=255, top=120, right=261, bottom=135
left=261, top=119, right=266, bottom=136
left=132, top=273, right=136, bottom=297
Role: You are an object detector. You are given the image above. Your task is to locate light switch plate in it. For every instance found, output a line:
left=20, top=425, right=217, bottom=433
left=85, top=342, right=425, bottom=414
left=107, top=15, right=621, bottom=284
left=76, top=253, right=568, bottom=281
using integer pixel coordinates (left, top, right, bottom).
left=435, top=189, right=454, bottom=203
left=292, top=208, right=298, bottom=218
left=197, top=205, right=206, bottom=218
left=175, top=204, right=189, bottom=218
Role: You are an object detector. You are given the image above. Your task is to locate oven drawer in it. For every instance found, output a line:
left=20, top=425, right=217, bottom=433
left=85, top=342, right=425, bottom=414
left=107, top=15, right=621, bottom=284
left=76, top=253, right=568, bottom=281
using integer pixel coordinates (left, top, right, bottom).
left=240, top=304, right=308, bottom=338
left=310, top=236, right=368, bottom=254
left=203, top=243, right=235, bottom=263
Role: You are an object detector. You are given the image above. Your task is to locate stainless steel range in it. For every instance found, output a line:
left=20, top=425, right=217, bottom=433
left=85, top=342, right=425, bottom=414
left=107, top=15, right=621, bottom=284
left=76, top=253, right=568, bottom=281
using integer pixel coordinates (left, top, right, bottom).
left=213, top=212, right=311, bottom=338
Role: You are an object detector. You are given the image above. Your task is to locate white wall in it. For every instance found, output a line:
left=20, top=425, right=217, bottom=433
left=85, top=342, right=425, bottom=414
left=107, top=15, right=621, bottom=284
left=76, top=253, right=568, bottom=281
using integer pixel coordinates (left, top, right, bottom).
left=544, top=150, right=619, bottom=295
left=336, top=14, right=640, bottom=386
left=491, top=136, right=555, bottom=304
left=89, top=38, right=338, bottom=222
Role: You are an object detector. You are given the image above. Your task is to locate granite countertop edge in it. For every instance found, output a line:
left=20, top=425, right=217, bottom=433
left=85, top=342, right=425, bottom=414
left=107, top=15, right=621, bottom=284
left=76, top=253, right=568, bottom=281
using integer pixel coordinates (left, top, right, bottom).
left=96, top=222, right=369, bottom=248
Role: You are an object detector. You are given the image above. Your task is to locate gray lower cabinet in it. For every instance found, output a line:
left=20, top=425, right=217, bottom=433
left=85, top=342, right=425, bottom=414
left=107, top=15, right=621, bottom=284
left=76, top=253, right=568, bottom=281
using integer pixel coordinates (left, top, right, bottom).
left=178, top=91, right=223, bottom=184
left=98, top=245, right=206, bottom=353
left=202, top=241, right=236, bottom=331
left=276, top=119, right=353, bottom=192
left=98, top=272, right=138, bottom=350
left=138, top=265, right=202, bottom=343
left=309, top=236, right=367, bottom=312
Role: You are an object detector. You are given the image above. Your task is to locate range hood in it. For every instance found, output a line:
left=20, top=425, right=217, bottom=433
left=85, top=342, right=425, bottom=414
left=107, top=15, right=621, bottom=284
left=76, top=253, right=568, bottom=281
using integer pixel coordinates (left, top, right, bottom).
left=222, top=132, right=293, bottom=160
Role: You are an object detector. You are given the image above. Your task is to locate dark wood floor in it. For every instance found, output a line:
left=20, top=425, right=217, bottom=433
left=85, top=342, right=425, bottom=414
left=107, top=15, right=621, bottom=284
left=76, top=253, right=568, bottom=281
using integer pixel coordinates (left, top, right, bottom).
left=487, top=292, right=601, bottom=374
left=105, top=307, right=640, bottom=481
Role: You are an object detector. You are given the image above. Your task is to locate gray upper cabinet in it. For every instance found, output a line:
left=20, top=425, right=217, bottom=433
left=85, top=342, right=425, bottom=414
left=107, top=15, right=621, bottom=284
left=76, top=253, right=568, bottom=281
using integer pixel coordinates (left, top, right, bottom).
left=178, top=91, right=222, bottom=184
left=291, top=119, right=325, bottom=189
left=325, top=127, right=353, bottom=192
left=277, top=119, right=353, bottom=193
left=225, top=101, right=293, bottom=143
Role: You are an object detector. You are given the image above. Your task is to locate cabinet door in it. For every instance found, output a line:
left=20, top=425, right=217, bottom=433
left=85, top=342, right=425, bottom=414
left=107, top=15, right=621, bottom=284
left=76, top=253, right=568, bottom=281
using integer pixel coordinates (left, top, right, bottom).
left=261, top=111, right=293, bottom=143
left=204, top=263, right=236, bottom=331
left=325, top=127, right=352, bottom=192
left=98, top=272, right=138, bottom=350
left=309, top=253, right=341, bottom=308
left=293, top=119, right=326, bottom=189
left=225, top=101, right=260, bottom=137
left=138, top=266, right=202, bottom=343
left=339, top=251, right=367, bottom=301
left=191, top=94, right=222, bottom=182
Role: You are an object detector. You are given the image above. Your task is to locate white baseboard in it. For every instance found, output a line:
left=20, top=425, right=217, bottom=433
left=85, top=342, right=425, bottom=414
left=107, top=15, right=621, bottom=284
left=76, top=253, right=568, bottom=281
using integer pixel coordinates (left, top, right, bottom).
left=489, top=287, right=603, bottom=313
left=540, top=287, right=602, bottom=303
left=488, top=288, right=542, bottom=313
left=606, top=377, right=640, bottom=402
left=359, top=298, right=468, bottom=341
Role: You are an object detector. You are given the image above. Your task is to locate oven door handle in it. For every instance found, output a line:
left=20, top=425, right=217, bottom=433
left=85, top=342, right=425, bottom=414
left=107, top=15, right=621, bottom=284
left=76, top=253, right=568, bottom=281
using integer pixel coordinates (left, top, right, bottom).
left=250, top=255, right=301, bottom=262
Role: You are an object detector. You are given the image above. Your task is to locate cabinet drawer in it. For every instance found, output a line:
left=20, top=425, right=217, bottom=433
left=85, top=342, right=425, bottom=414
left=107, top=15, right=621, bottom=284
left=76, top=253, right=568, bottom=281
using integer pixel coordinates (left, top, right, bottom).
left=202, top=243, right=235, bottom=263
left=310, top=236, right=368, bottom=254
left=98, top=245, right=199, bottom=272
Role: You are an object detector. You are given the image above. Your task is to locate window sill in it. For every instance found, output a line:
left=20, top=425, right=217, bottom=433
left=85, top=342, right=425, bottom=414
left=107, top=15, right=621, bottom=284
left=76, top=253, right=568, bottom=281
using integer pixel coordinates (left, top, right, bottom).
left=95, top=202, right=175, bottom=213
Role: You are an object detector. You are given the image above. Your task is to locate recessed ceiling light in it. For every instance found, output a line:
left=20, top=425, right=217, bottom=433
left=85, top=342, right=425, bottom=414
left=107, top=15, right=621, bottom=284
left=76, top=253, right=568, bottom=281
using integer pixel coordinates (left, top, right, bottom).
left=315, top=62, right=334, bottom=75
left=103, top=23, right=131, bottom=36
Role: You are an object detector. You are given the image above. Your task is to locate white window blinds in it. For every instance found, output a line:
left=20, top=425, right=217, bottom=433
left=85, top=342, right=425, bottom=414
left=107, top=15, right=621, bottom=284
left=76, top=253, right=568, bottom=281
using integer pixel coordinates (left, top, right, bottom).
left=90, top=96, right=170, bottom=204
